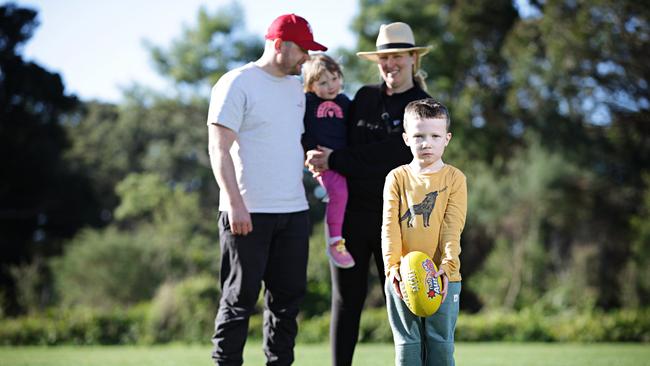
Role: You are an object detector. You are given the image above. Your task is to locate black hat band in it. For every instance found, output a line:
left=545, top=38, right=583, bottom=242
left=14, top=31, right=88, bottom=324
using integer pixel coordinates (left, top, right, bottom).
left=377, top=42, right=415, bottom=50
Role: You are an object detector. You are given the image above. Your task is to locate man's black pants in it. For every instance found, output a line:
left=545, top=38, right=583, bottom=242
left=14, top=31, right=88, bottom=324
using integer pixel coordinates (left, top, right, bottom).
left=211, top=211, right=310, bottom=366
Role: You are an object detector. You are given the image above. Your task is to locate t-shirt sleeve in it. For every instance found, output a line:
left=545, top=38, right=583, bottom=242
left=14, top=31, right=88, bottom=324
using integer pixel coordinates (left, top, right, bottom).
left=382, top=169, right=403, bottom=277
left=438, top=170, right=468, bottom=277
left=206, top=73, right=246, bottom=132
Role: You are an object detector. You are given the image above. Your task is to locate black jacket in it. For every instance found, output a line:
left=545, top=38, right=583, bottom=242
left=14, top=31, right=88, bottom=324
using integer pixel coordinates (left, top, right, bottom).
left=302, top=92, right=350, bottom=151
left=329, top=83, right=430, bottom=213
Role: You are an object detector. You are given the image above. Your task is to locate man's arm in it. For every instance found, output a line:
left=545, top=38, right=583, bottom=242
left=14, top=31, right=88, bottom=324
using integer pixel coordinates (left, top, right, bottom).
left=208, top=123, right=252, bottom=235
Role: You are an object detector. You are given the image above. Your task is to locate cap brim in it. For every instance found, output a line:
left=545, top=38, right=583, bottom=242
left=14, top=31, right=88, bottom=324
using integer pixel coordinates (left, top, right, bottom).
left=356, top=46, right=432, bottom=61
left=295, top=39, right=328, bottom=52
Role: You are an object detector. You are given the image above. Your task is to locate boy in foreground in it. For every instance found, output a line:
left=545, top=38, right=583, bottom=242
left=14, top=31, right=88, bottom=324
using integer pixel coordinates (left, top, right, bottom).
left=381, top=98, right=467, bottom=366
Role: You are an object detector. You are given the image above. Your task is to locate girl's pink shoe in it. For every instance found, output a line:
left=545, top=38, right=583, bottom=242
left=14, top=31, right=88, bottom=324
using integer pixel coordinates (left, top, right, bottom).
left=327, top=239, right=355, bottom=269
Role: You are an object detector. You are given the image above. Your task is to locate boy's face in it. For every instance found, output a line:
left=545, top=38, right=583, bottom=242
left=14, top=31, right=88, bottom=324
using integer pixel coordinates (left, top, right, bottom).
left=310, top=70, right=342, bottom=100
left=402, top=117, right=451, bottom=168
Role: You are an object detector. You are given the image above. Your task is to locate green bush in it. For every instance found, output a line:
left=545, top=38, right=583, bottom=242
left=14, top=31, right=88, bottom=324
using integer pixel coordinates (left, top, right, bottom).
left=1, top=307, right=648, bottom=345
left=604, top=310, right=650, bottom=342
left=145, top=275, right=220, bottom=343
left=358, top=307, right=393, bottom=343
left=50, top=173, right=219, bottom=311
left=456, top=311, right=519, bottom=341
left=297, top=312, right=330, bottom=343
left=51, top=228, right=164, bottom=308
left=0, top=306, right=146, bottom=345
left=251, top=308, right=392, bottom=344
left=456, top=309, right=650, bottom=342
left=247, top=313, right=264, bottom=340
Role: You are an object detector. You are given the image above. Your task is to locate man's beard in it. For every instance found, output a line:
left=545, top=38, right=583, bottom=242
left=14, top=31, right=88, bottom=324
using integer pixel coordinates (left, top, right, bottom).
left=279, top=52, right=302, bottom=75
left=284, top=61, right=302, bottom=75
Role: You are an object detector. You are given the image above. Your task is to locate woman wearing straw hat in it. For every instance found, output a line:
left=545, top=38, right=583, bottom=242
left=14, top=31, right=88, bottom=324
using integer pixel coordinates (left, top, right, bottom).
left=306, top=22, right=432, bottom=365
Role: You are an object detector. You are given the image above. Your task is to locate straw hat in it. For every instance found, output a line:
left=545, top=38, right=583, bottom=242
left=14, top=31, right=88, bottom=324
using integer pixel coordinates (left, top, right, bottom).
left=356, top=22, right=432, bottom=61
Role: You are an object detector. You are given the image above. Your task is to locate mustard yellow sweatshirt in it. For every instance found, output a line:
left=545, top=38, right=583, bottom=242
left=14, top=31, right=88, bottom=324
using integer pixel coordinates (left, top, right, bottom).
left=381, top=164, right=467, bottom=282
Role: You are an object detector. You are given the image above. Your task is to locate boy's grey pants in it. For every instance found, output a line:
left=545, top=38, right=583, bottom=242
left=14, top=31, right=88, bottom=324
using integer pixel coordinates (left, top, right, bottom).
left=385, top=279, right=461, bottom=366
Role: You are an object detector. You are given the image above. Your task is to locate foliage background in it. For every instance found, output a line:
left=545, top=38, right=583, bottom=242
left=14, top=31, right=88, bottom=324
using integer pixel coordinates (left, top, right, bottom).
left=1, top=0, right=648, bottom=343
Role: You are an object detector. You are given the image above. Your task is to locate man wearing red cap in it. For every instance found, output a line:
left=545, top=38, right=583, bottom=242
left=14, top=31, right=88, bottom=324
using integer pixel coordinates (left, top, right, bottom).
left=207, top=14, right=326, bottom=366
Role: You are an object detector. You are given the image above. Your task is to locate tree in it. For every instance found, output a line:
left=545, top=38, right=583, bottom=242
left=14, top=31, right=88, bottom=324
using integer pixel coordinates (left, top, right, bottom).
left=63, top=90, right=216, bottom=222
left=63, top=3, right=268, bottom=221
left=468, top=139, right=593, bottom=310
left=146, top=3, right=262, bottom=92
left=624, top=174, right=650, bottom=308
left=0, top=3, right=95, bottom=315
left=501, top=0, right=650, bottom=308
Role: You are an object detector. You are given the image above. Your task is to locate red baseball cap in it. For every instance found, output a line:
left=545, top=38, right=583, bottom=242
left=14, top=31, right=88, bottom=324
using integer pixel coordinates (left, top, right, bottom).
left=265, top=14, right=327, bottom=52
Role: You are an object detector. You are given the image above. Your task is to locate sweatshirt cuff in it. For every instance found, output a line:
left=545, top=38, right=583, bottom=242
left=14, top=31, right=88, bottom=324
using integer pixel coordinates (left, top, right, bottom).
left=438, top=263, right=451, bottom=278
left=328, top=150, right=339, bottom=172
left=387, top=265, right=400, bottom=279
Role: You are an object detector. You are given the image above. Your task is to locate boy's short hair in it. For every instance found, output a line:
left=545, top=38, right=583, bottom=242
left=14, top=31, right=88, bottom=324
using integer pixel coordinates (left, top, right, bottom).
left=302, top=53, right=343, bottom=92
left=403, top=98, right=451, bottom=131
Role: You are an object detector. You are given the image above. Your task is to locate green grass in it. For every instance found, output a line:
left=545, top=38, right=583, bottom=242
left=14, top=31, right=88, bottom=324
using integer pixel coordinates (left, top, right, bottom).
left=1, top=343, right=649, bottom=366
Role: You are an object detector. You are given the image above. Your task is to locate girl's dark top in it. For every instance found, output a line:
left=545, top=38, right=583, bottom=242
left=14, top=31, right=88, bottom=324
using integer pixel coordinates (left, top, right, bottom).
left=302, top=92, right=351, bottom=151
left=328, top=83, right=430, bottom=213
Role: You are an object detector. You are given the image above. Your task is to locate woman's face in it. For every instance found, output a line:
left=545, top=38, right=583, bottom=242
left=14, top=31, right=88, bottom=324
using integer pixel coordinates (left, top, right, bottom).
left=377, top=51, right=415, bottom=93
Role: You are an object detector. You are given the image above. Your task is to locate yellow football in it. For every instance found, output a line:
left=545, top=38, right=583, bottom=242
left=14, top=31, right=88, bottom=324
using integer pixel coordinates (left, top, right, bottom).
left=399, top=251, right=443, bottom=317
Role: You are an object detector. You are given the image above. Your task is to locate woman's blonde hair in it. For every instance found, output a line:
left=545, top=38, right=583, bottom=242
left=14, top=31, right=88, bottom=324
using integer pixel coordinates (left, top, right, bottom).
left=411, top=51, right=428, bottom=91
left=302, top=54, right=343, bottom=92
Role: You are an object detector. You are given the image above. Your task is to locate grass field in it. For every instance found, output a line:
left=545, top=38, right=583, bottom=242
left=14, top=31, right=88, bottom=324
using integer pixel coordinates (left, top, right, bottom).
left=2, top=342, right=649, bottom=366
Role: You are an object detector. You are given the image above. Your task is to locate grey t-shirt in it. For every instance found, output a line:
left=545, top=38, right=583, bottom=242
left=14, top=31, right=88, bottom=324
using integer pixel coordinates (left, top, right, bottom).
left=207, top=63, right=308, bottom=213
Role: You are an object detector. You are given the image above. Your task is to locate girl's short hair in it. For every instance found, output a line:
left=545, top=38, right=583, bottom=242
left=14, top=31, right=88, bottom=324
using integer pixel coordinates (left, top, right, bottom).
left=302, top=54, right=343, bottom=92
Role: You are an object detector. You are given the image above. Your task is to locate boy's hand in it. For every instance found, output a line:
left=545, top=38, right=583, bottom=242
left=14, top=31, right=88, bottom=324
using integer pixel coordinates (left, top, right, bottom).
left=390, top=270, right=403, bottom=299
left=433, top=269, right=449, bottom=303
